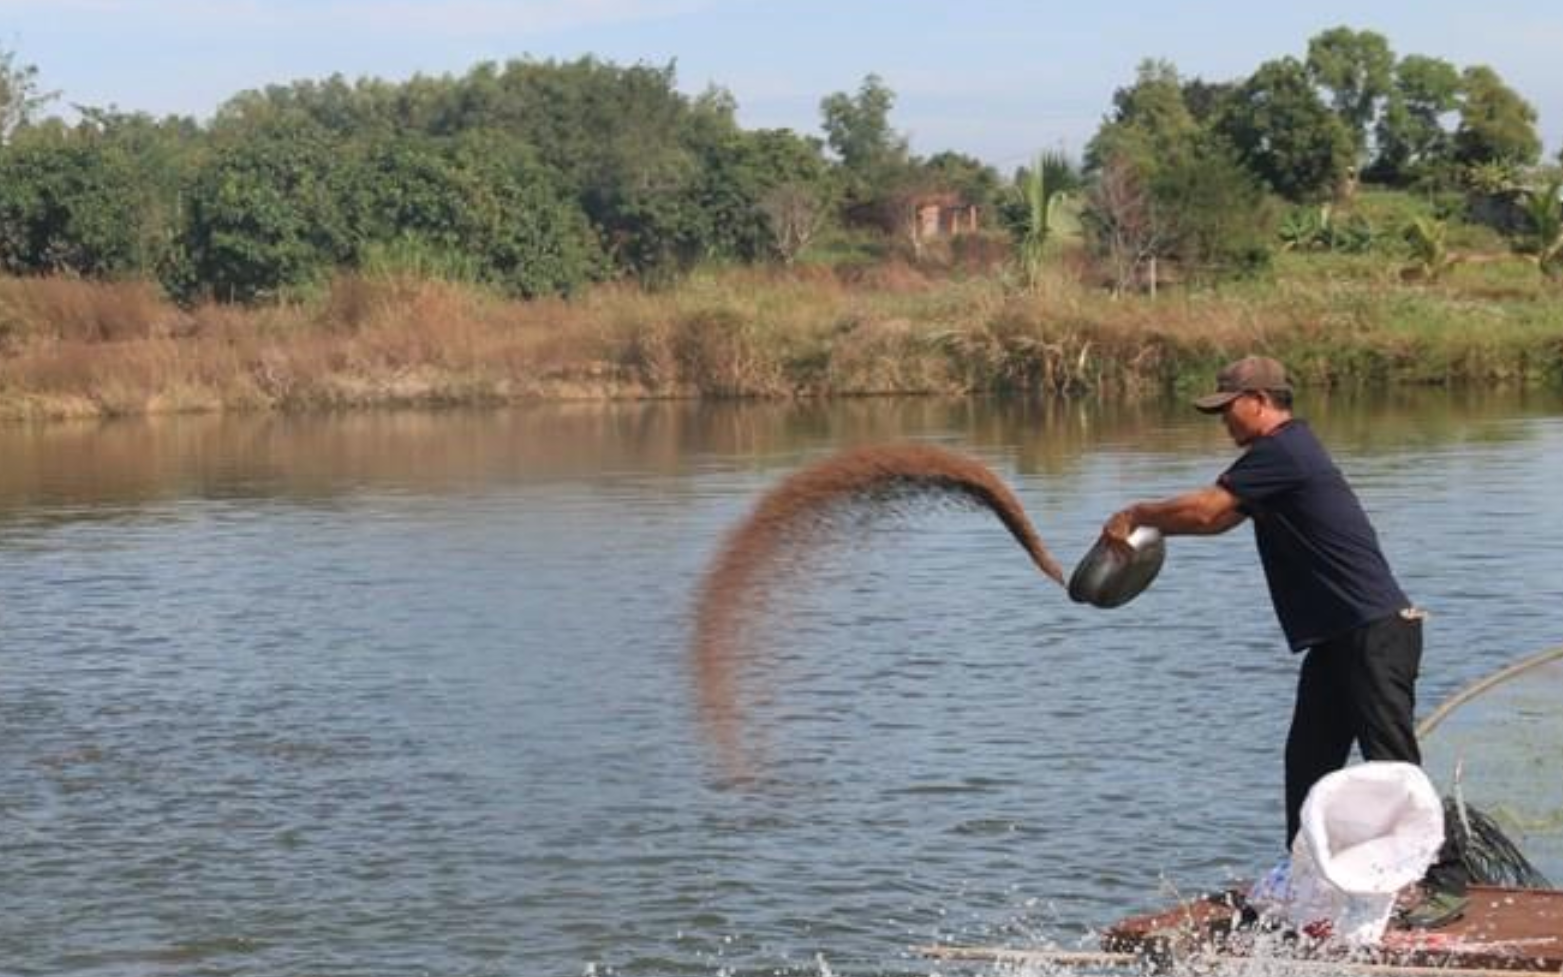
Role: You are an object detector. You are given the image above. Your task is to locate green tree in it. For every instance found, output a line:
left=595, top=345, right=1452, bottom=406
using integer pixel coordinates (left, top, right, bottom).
left=346, top=131, right=604, bottom=296
left=1086, top=59, right=1198, bottom=175
left=438, top=131, right=605, bottom=295
left=1181, top=77, right=1236, bottom=124
left=1370, top=55, right=1462, bottom=185
left=1083, top=59, right=1275, bottom=285
left=922, top=151, right=1002, bottom=213
left=1454, top=65, right=1541, bottom=167
left=686, top=127, right=832, bottom=263
left=1080, top=155, right=1164, bottom=294
left=1216, top=57, right=1354, bottom=201
left=819, top=74, right=911, bottom=201
left=215, top=57, right=726, bottom=281
left=0, top=115, right=189, bottom=278
left=1305, top=27, right=1394, bottom=171
left=0, top=48, right=56, bottom=141
left=437, top=58, right=711, bottom=279
left=179, top=118, right=357, bottom=302
left=211, top=74, right=392, bottom=138
left=1151, top=134, right=1274, bottom=279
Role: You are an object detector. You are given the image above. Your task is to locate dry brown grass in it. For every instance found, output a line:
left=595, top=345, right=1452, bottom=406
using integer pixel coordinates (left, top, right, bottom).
left=0, top=277, right=181, bottom=344
left=2, top=259, right=1561, bottom=420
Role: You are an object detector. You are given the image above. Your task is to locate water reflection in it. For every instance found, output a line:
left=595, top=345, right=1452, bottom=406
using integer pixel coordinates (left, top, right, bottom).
left=4, top=388, right=1561, bottom=517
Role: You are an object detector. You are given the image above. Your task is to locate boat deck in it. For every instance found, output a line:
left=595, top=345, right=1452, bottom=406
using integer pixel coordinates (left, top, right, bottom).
left=1103, top=884, right=1563, bottom=973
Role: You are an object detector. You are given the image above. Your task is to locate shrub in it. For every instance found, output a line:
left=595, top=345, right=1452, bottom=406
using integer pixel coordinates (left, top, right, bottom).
left=0, top=124, right=173, bottom=278
left=178, top=121, right=354, bottom=302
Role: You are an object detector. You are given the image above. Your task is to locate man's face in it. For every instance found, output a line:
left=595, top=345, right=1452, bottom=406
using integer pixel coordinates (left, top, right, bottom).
left=1220, top=392, right=1264, bottom=446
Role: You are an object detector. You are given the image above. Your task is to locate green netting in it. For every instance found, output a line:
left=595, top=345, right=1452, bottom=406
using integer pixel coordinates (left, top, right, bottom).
left=1420, top=651, right=1563, bottom=886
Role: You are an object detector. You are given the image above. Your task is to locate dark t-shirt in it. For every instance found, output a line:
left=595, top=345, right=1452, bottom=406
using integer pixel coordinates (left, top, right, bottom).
left=1218, top=419, right=1409, bottom=651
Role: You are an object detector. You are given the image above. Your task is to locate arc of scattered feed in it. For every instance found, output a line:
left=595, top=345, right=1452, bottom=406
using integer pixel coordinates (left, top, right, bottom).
left=691, top=443, right=1065, bottom=776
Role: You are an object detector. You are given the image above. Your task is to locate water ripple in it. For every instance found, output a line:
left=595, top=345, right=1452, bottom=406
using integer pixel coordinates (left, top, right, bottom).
left=2, top=401, right=1561, bottom=974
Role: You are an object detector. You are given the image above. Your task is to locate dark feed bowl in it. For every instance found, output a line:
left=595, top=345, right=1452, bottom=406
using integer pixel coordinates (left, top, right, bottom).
left=1068, top=526, right=1166, bottom=609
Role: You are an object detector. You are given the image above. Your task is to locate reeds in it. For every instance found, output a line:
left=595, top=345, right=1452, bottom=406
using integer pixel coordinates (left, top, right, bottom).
left=1, top=258, right=1560, bottom=421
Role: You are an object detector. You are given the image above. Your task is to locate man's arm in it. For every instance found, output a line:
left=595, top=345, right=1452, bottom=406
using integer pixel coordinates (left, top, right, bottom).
left=1103, top=484, right=1247, bottom=547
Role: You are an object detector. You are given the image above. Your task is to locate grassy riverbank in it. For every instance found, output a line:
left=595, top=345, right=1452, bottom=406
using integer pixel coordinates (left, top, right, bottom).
left=1, top=254, right=1561, bottom=421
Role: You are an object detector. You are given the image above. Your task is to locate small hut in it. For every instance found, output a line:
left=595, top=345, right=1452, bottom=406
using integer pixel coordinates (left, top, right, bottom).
left=910, top=192, right=980, bottom=241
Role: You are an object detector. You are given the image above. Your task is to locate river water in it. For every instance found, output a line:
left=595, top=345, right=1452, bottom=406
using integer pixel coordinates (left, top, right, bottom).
left=3, top=392, right=1561, bottom=976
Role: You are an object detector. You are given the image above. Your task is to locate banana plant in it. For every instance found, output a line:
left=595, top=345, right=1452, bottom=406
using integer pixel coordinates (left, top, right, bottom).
left=1520, top=177, right=1563, bottom=278
left=1278, top=207, right=1324, bottom=251
left=1402, top=215, right=1450, bottom=281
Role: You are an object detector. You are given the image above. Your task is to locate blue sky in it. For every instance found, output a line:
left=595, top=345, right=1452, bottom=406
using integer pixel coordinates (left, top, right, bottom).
left=5, top=0, right=1561, bottom=169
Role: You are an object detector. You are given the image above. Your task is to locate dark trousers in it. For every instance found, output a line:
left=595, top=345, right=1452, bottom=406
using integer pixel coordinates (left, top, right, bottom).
left=1284, top=611, right=1423, bottom=848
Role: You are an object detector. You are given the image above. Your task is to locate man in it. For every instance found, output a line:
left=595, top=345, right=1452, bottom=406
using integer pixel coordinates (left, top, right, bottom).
left=1102, top=355, right=1465, bottom=925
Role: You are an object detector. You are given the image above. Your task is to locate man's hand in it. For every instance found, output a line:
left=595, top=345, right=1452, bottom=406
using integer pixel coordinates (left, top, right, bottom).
left=1101, top=507, right=1138, bottom=556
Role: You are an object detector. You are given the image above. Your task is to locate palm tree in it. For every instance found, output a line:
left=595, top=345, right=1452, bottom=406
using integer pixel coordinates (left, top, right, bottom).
left=1015, top=151, right=1078, bottom=289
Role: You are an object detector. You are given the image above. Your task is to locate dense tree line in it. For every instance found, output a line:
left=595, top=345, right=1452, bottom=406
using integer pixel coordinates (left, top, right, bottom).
left=0, top=54, right=1013, bottom=302
left=0, top=57, right=884, bottom=301
left=0, top=30, right=1557, bottom=303
left=1074, top=26, right=1559, bottom=287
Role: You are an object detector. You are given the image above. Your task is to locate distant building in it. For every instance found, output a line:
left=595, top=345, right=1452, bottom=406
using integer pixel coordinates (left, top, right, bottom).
left=911, top=192, right=980, bottom=241
left=842, top=189, right=983, bottom=253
